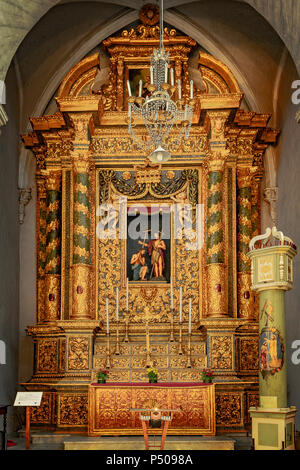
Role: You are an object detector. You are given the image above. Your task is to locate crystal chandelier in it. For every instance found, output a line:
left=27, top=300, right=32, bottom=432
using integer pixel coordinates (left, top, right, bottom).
left=127, top=0, right=194, bottom=163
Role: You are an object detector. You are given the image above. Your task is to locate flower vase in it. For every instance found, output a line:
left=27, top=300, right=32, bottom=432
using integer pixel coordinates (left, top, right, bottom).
left=97, top=378, right=106, bottom=383
left=149, top=377, right=158, bottom=383
left=202, top=377, right=212, bottom=383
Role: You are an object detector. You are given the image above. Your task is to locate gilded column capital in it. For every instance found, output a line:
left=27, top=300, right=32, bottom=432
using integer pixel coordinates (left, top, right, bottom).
left=207, top=110, right=230, bottom=142
left=46, top=170, right=62, bottom=191
left=68, top=112, right=93, bottom=144
left=204, top=149, right=229, bottom=172
left=236, top=166, right=256, bottom=187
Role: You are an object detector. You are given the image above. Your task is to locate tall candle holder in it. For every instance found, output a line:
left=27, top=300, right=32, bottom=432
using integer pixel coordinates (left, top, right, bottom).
left=105, top=332, right=111, bottom=369
left=178, top=321, right=183, bottom=355
left=187, top=332, right=192, bottom=368
left=124, top=310, right=130, bottom=342
left=115, top=320, right=120, bottom=355
left=169, top=308, right=175, bottom=342
left=146, top=321, right=151, bottom=367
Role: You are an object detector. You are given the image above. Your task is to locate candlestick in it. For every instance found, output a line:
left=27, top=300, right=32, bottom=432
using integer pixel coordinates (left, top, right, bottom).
left=150, top=66, right=154, bottom=84
left=187, top=332, right=192, bottom=368
left=190, top=79, right=193, bottom=99
left=146, top=321, right=151, bottom=367
left=116, top=287, right=119, bottom=322
left=170, top=277, right=174, bottom=309
left=179, top=286, right=182, bottom=323
left=189, top=298, right=192, bottom=334
left=178, top=79, right=181, bottom=99
left=105, top=332, right=111, bottom=368
left=169, top=308, right=175, bottom=342
left=126, top=278, right=129, bottom=311
left=170, top=68, right=174, bottom=86
left=124, top=310, right=129, bottom=342
left=115, top=320, right=120, bottom=355
left=127, top=80, right=132, bottom=97
left=106, top=297, right=109, bottom=334
left=165, top=63, right=168, bottom=83
left=178, top=320, right=183, bottom=355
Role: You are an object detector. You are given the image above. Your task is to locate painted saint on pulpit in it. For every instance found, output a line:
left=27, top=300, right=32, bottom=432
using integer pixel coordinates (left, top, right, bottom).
left=259, top=326, right=284, bottom=378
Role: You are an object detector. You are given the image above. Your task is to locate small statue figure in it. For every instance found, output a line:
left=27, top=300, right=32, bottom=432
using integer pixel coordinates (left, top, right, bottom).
left=130, top=248, right=148, bottom=281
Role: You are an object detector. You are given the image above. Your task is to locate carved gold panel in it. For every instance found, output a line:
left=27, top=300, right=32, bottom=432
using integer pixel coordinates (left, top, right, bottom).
left=239, top=338, right=259, bottom=372
left=191, top=356, right=207, bottom=368
left=215, top=392, right=243, bottom=427
left=57, top=393, right=88, bottom=427
left=151, top=356, right=168, bottom=368
left=111, top=356, right=131, bottom=369
left=67, top=335, right=91, bottom=371
left=170, top=369, right=202, bottom=382
left=30, top=392, right=55, bottom=424
left=109, top=370, right=130, bottom=382
left=36, top=339, right=58, bottom=373
left=210, top=334, right=234, bottom=370
left=131, top=370, right=151, bottom=382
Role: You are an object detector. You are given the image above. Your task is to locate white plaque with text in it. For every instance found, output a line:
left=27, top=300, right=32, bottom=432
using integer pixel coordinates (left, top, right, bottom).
left=14, top=392, right=43, bottom=407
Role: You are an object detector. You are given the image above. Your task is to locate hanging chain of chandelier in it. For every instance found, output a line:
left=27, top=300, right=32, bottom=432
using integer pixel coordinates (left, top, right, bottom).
left=126, top=0, right=195, bottom=163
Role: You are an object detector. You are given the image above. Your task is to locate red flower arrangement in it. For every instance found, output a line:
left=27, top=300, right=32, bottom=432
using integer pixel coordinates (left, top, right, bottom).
left=201, top=368, right=215, bottom=383
left=97, top=369, right=109, bottom=383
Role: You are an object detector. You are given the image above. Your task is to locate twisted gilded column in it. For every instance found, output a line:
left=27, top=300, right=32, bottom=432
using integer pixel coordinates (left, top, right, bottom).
left=69, top=113, right=92, bottom=320
left=237, top=167, right=255, bottom=319
left=44, top=171, right=62, bottom=322
left=205, top=110, right=230, bottom=317
left=36, top=172, right=47, bottom=323
left=206, top=156, right=227, bottom=317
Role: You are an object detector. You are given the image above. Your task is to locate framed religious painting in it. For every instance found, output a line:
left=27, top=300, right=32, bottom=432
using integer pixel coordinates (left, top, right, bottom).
left=125, top=203, right=172, bottom=285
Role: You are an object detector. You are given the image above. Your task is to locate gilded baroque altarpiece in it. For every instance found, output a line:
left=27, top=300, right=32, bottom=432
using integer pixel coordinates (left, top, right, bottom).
left=21, top=6, right=279, bottom=432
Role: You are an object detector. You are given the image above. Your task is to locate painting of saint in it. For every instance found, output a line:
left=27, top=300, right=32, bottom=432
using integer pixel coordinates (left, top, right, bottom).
left=126, top=206, right=170, bottom=283
left=259, top=327, right=284, bottom=378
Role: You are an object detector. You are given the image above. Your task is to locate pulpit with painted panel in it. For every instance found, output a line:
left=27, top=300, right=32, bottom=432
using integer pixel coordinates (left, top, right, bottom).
left=88, top=382, right=215, bottom=436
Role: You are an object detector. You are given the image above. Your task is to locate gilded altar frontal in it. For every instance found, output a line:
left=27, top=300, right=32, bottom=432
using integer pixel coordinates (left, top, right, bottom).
left=20, top=5, right=280, bottom=433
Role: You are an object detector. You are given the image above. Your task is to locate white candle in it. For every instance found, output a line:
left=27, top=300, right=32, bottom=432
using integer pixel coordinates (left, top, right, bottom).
left=150, top=66, right=154, bottom=84
left=106, top=298, right=109, bottom=333
left=178, top=79, right=181, bottom=99
left=127, top=80, right=132, bottom=97
left=179, top=286, right=182, bottom=323
left=170, top=277, right=174, bottom=309
left=189, top=298, right=192, bottom=334
left=126, top=278, right=129, bottom=311
left=116, top=287, right=119, bottom=322
left=190, top=79, right=193, bottom=99
left=139, top=79, right=142, bottom=97
left=170, top=68, right=174, bottom=86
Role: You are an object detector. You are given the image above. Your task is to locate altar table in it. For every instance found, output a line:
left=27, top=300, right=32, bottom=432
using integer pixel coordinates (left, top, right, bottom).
left=88, top=383, right=215, bottom=436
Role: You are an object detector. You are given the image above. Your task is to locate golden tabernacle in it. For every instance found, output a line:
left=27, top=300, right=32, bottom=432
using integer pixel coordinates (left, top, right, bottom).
left=19, top=4, right=279, bottom=435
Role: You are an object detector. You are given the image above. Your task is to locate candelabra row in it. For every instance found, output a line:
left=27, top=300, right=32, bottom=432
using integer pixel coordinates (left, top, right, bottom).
left=103, top=308, right=192, bottom=369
